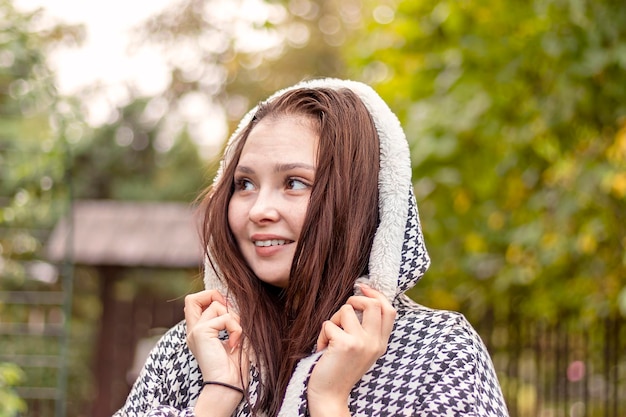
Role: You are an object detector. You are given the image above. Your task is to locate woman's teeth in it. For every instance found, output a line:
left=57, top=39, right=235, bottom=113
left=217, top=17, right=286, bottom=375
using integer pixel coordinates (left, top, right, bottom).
left=254, top=239, right=288, bottom=247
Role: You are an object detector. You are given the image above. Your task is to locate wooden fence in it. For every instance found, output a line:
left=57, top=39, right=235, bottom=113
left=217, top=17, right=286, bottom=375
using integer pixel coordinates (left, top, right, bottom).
left=474, top=310, right=625, bottom=417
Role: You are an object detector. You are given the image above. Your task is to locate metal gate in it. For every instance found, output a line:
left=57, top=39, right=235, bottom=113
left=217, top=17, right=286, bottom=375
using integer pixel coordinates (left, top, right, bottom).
left=0, top=141, right=73, bottom=417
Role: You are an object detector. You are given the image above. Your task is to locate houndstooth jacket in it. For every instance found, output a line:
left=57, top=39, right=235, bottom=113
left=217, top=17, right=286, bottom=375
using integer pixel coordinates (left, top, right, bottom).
left=114, top=79, right=509, bottom=417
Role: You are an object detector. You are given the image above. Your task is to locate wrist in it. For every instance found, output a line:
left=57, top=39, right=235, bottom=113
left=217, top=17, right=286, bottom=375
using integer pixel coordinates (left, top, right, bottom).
left=194, top=382, right=244, bottom=417
left=202, top=380, right=244, bottom=395
left=308, top=393, right=351, bottom=417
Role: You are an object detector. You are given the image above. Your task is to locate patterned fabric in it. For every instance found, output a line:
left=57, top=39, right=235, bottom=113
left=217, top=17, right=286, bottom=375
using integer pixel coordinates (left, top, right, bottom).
left=113, top=79, right=509, bottom=417
left=397, top=188, right=430, bottom=295
left=114, top=297, right=508, bottom=416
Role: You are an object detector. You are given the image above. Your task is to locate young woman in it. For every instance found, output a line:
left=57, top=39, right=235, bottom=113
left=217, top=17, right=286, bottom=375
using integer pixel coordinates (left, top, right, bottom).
left=114, top=79, right=509, bottom=417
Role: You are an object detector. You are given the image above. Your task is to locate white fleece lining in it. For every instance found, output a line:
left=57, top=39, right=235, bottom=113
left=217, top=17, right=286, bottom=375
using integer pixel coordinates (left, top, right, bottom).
left=276, top=351, right=323, bottom=417
left=204, top=78, right=411, bottom=302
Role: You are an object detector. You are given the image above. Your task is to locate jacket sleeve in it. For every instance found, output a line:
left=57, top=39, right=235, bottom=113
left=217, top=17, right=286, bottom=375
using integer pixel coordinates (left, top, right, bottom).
left=414, top=314, right=509, bottom=417
left=113, top=321, right=201, bottom=417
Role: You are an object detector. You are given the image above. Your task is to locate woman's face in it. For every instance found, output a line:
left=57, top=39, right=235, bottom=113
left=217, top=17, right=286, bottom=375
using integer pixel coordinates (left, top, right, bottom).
left=228, top=115, right=318, bottom=288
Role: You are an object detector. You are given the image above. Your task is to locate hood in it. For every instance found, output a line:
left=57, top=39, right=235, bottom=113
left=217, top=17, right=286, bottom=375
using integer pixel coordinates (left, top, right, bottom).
left=203, top=78, right=430, bottom=301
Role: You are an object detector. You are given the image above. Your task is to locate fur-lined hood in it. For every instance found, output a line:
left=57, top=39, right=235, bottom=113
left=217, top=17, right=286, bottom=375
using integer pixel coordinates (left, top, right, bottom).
left=115, top=82, right=509, bottom=417
left=204, top=78, right=430, bottom=301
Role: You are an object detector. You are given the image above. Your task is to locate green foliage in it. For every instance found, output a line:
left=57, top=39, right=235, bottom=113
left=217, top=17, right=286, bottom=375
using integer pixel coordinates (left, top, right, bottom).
left=68, top=0, right=360, bottom=205
left=6, top=0, right=625, bottom=413
left=134, top=0, right=353, bottom=132
left=1, top=1, right=92, bottom=415
left=71, top=98, right=207, bottom=202
left=350, top=0, right=626, bottom=321
left=0, top=362, right=27, bottom=417
left=0, top=0, right=82, bottom=272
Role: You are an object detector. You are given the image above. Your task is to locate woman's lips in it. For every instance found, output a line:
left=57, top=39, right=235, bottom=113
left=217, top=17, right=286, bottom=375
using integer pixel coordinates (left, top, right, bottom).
left=251, top=237, right=295, bottom=256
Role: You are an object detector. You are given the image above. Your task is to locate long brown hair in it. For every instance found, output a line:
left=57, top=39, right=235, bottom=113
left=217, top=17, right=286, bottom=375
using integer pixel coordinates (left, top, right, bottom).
left=201, top=87, right=380, bottom=416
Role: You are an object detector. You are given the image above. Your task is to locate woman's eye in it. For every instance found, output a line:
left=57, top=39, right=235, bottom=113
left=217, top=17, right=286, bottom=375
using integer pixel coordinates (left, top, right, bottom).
left=235, top=178, right=255, bottom=191
left=286, top=178, right=308, bottom=190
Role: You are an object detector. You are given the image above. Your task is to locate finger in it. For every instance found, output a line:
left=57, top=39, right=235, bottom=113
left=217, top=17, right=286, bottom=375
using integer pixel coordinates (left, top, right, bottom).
left=192, top=312, right=244, bottom=349
left=360, top=284, right=396, bottom=317
left=346, top=298, right=394, bottom=340
left=358, top=283, right=390, bottom=307
left=184, top=290, right=227, bottom=327
left=200, top=302, right=243, bottom=349
left=356, top=284, right=396, bottom=336
left=201, top=300, right=230, bottom=320
left=329, top=304, right=363, bottom=334
left=210, top=312, right=244, bottom=350
left=316, top=320, right=343, bottom=352
left=345, top=297, right=382, bottom=335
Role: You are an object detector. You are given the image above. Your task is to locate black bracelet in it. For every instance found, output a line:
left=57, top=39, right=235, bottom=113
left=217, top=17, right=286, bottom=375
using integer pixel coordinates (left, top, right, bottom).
left=202, top=380, right=244, bottom=395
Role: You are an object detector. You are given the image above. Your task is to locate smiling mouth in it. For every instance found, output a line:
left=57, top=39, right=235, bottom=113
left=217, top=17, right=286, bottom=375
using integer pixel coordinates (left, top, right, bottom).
left=253, top=239, right=293, bottom=247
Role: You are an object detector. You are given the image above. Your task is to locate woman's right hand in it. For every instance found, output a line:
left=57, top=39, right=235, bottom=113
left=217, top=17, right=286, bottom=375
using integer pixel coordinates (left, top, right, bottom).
left=184, top=290, right=249, bottom=416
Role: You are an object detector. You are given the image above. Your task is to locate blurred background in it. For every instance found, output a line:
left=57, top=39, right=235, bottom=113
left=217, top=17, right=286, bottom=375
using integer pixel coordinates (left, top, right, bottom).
left=0, top=0, right=624, bottom=416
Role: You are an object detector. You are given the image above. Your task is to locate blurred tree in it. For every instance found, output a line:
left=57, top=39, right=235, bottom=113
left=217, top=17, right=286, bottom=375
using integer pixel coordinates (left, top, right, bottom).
left=66, top=0, right=366, bottom=204
left=1, top=1, right=367, bottom=415
left=349, top=0, right=626, bottom=322
left=131, top=0, right=361, bottom=140
left=4, top=0, right=622, bottom=413
left=70, top=97, right=207, bottom=202
left=0, top=0, right=84, bottom=279
left=0, top=1, right=92, bottom=416
left=0, top=362, right=26, bottom=417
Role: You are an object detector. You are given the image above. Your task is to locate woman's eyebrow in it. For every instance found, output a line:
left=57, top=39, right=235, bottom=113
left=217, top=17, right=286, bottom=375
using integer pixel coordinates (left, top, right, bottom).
left=234, top=165, right=255, bottom=174
left=274, top=163, right=316, bottom=173
left=235, top=163, right=315, bottom=175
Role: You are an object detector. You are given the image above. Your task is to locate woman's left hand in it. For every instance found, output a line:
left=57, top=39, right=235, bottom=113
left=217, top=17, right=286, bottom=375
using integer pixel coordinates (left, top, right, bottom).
left=307, top=283, right=396, bottom=417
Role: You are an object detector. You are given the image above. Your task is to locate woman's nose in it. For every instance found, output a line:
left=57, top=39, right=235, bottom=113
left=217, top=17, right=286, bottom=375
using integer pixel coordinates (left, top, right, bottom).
left=248, top=189, right=280, bottom=223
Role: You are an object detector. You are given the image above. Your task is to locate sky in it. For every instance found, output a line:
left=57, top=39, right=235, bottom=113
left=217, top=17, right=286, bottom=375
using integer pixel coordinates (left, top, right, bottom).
left=13, top=0, right=243, bottom=155
left=15, top=0, right=176, bottom=125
